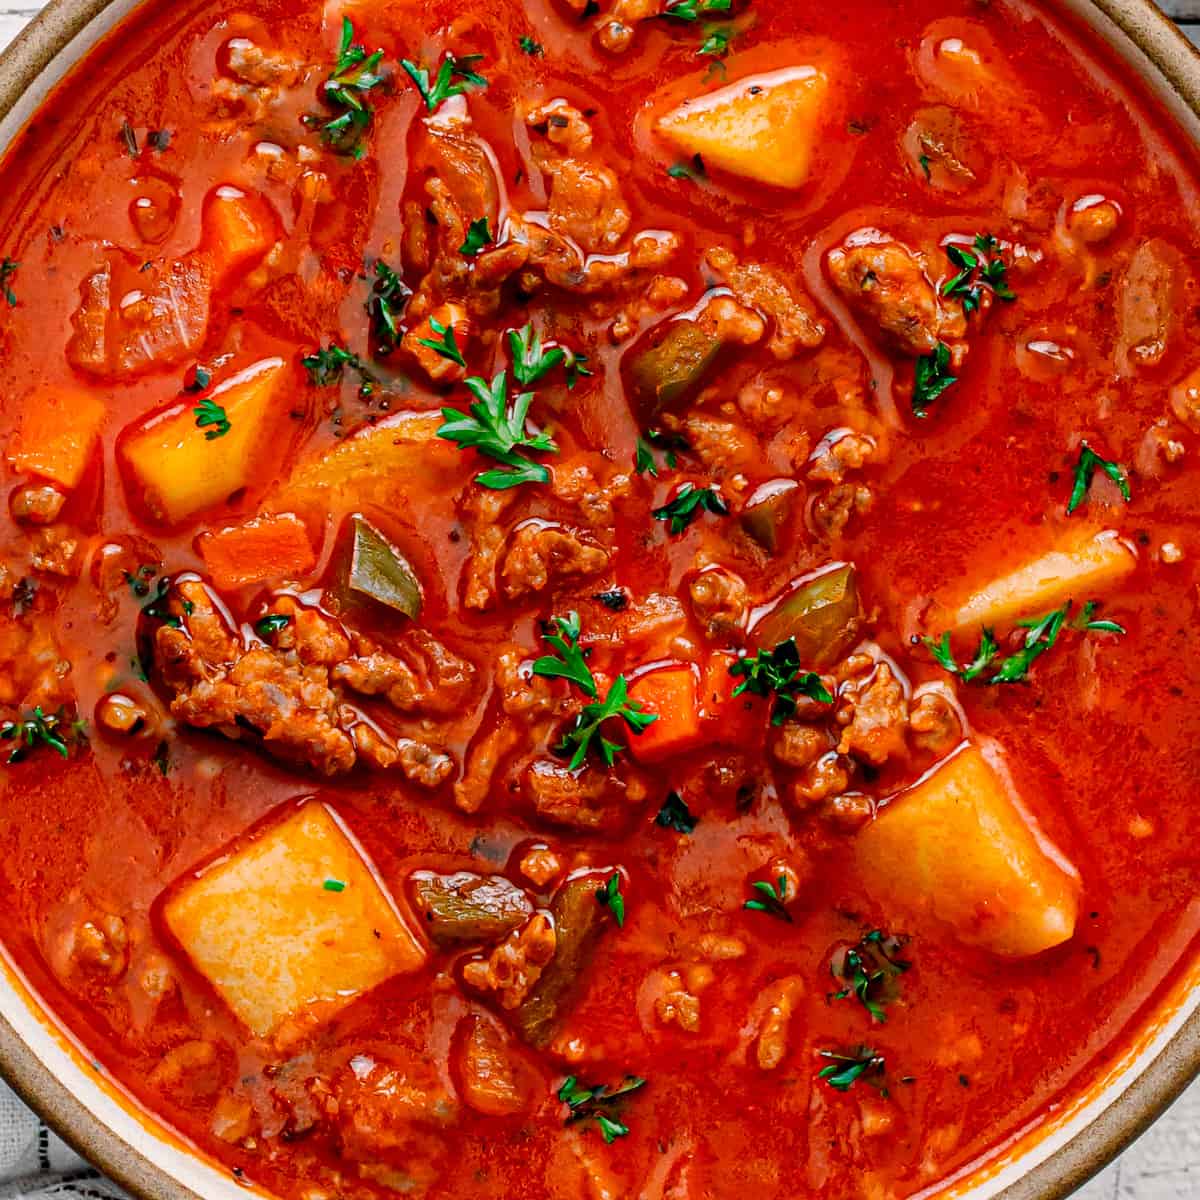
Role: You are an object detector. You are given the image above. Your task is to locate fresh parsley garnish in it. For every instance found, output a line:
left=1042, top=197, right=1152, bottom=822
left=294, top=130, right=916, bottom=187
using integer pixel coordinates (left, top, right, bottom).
left=941, top=233, right=1016, bottom=314
left=818, top=1047, right=886, bottom=1092
left=193, top=398, right=230, bottom=440
left=667, top=154, right=706, bottom=183
left=416, top=317, right=467, bottom=368
left=831, top=930, right=911, bottom=1023
left=0, top=706, right=77, bottom=764
left=653, top=483, right=728, bottom=535
left=564, top=350, right=593, bottom=389
left=400, top=53, right=487, bottom=113
left=510, top=323, right=566, bottom=387
left=912, top=341, right=957, bottom=415
left=662, top=0, right=731, bottom=21
left=438, top=371, right=557, bottom=489
left=635, top=429, right=688, bottom=477
left=925, top=600, right=1124, bottom=685
left=182, top=364, right=212, bottom=394
left=323, top=878, right=346, bottom=892
left=366, top=259, right=411, bottom=352
left=140, top=577, right=190, bottom=628
left=459, top=217, right=494, bottom=257
left=309, top=18, right=386, bottom=158
left=124, top=564, right=157, bottom=599
left=698, top=22, right=735, bottom=58
left=655, top=791, right=697, bottom=834
left=596, top=873, right=626, bottom=927
left=519, top=35, right=544, bottom=56
left=0, top=258, right=18, bottom=307
left=302, top=343, right=377, bottom=395
left=1067, top=442, right=1132, bottom=515
left=255, top=613, right=291, bottom=639
left=557, top=1075, right=646, bottom=1144
left=531, top=612, right=657, bottom=767
left=729, top=639, right=833, bottom=725
left=744, top=875, right=793, bottom=923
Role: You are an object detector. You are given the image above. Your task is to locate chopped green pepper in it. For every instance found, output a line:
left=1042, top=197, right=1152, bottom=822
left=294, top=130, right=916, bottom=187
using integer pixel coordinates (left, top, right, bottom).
left=628, top=319, right=722, bottom=417
left=336, top=514, right=423, bottom=620
left=741, top=480, right=799, bottom=554
left=410, top=871, right=534, bottom=945
left=753, top=563, right=860, bottom=666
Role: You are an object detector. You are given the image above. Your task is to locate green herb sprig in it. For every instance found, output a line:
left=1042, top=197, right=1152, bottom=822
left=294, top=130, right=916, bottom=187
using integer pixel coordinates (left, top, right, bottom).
left=1067, top=442, right=1132, bottom=515
left=193, top=398, right=230, bottom=440
left=913, top=341, right=957, bottom=415
left=400, top=53, right=487, bottom=113
left=653, top=483, right=728, bottom=535
left=655, top=791, right=697, bottom=834
left=596, top=873, right=626, bottom=927
left=729, top=639, right=833, bottom=725
left=309, top=18, right=386, bottom=158
left=831, top=930, right=911, bottom=1023
left=366, top=259, right=411, bottom=353
left=818, top=1047, right=886, bottom=1092
left=744, top=875, right=793, bottom=923
left=0, top=706, right=78, bottom=764
left=941, top=233, right=1016, bottom=314
left=557, top=1075, right=646, bottom=1144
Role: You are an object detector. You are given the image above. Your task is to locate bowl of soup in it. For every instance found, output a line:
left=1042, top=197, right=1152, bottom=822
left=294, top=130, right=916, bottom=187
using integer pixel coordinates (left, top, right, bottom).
left=0, top=0, right=1196, bottom=1197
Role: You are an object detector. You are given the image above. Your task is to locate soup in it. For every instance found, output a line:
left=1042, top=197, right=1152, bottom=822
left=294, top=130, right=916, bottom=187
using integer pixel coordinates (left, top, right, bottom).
left=0, top=0, right=1197, bottom=1196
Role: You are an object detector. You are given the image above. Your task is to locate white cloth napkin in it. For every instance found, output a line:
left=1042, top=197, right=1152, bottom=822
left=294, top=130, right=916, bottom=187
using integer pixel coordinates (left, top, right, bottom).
left=0, top=1082, right=125, bottom=1200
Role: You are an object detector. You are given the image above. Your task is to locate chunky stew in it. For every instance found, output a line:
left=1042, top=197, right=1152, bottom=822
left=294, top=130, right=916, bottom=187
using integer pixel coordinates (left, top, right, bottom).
left=0, top=0, right=1198, bottom=1196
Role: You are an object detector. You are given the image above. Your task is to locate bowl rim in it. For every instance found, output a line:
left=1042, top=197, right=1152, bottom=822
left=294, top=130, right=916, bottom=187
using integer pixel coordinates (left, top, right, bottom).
left=0, top=1, right=1196, bottom=1198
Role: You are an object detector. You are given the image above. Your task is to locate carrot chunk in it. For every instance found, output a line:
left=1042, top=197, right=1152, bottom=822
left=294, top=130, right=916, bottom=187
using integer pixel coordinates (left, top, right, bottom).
left=626, top=665, right=702, bottom=763
left=699, top=651, right=769, bottom=747
left=202, top=185, right=276, bottom=274
left=199, top=513, right=316, bottom=590
left=6, top=386, right=106, bottom=489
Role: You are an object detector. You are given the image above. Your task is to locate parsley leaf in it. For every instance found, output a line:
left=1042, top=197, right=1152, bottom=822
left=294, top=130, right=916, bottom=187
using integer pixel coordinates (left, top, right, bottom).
left=193, top=398, right=230, bottom=440
left=366, top=259, right=411, bottom=352
left=912, top=341, right=957, bottom=415
left=596, top=873, right=626, bottom=927
left=532, top=611, right=596, bottom=697
left=635, top=428, right=688, bottom=477
left=124, top=564, right=157, bottom=599
left=255, top=613, right=291, bottom=639
left=416, top=318, right=467, bottom=368
left=926, top=601, right=1124, bottom=686
left=302, top=343, right=378, bottom=395
left=941, top=233, right=1016, bottom=314
left=565, top=350, right=593, bottom=389
left=0, top=257, right=18, bottom=307
left=510, top=323, right=566, bottom=387
left=662, top=0, right=731, bottom=21
left=323, top=878, right=347, bottom=892
left=830, top=930, right=911, bottom=1024
left=744, top=875, right=793, bottom=923
left=0, top=706, right=77, bottom=764
left=1067, top=442, right=1132, bottom=515
left=698, top=22, right=735, bottom=57
left=557, top=1075, right=646, bottom=1143
left=459, top=217, right=494, bottom=257
left=400, top=53, right=487, bottom=113
left=519, top=35, right=544, bottom=56
left=653, top=483, right=728, bottom=535
left=729, top=638, right=833, bottom=724
left=308, top=18, right=386, bottom=158
left=438, top=371, right=557, bottom=489
left=667, top=154, right=706, bottom=183
left=655, top=791, right=697, bottom=834
left=818, top=1047, right=886, bottom=1092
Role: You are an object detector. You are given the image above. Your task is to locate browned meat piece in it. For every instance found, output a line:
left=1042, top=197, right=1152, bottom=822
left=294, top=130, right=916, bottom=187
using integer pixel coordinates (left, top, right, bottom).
left=462, top=487, right=516, bottom=612
left=704, top=246, right=826, bottom=359
left=552, top=462, right=632, bottom=528
left=29, top=526, right=83, bottom=578
left=495, top=648, right=556, bottom=719
left=793, top=752, right=852, bottom=806
left=1117, top=239, right=1179, bottom=373
left=749, top=976, right=805, bottom=1071
left=67, top=254, right=213, bottom=379
left=688, top=567, right=748, bottom=640
left=212, top=37, right=305, bottom=121
left=333, top=628, right=476, bottom=717
left=0, top=602, right=72, bottom=711
left=836, top=662, right=909, bottom=766
left=908, top=688, right=962, bottom=755
left=808, top=431, right=879, bottom=485
left=67, top=912, right=129, bottom=978
left=770, top=723, right=831, bottom=770
left=1170, top=366, right=1200, bottom=432
left=456, top=1016, right=534, bottom=1116
left=827, top=233, right=966, bottom=356
left=811, top=482, right=873, bottom=540
left=148, top=1040, right=220, bottom=1093
left=454, top=721, right=520, bottom=814
left=9, top=484, right=66, bottom=525
left=524, top=759, right=647, bottom=830
left=527, top=102, right=631, bottom=254
left=156, top=583, right=454, bottom=781
left=501, top=524, right=610, bottom=601
left=462, top=914, right=557, bottom=1010
left=679, top=414, right=758, bottom=477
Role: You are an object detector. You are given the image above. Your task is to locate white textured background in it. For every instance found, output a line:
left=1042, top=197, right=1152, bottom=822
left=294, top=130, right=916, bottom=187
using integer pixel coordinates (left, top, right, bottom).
left=0, top=1, right=1196, bottom=1197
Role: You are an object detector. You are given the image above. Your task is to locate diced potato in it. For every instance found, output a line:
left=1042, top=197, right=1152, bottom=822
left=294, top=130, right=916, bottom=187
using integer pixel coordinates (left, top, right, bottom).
left=856, top=745, right=1080, bottom=957
left=948, top=530, right=1136, bottom=633
left=6, top=386, right=106, bottom=489
left=656, top=66, right=830, bottom=190
left=163, top=801, right=426, bottom=1038
left=118, top=357, right=291, bottom=525
left=202, top=185, right=276, bottom=274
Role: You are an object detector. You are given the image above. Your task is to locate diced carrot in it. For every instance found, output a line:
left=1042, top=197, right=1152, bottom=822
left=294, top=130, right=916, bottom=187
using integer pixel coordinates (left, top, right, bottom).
left=699, top=651, right=769, bottom=748
left=6, top=386, right=106, bottom=489
left=626, top=665, right=703, bottom=763
left=203, top=186, right=276, bottom=274
left=199, top=513, right=316, bottom=590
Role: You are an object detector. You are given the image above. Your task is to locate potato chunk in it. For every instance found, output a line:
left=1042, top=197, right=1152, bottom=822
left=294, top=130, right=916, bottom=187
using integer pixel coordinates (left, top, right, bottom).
left=164, top=801, right=426, bottom=1038
left=948, top=529, right=1136, bottom=633
left=118, top=357, right=291, bottom=525
left=656, top=67, right=830, bottom=190
left=856, top=746, right=1079, bottom=956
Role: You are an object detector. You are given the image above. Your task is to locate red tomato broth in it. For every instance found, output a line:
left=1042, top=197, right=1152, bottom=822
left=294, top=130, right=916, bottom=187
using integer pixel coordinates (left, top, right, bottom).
left=0, top=0, right=1196, bottom=1196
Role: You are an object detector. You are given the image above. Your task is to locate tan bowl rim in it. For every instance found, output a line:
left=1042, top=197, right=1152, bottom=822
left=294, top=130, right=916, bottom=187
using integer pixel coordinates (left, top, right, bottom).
left=0, top=1, right=1196, bottom=1197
